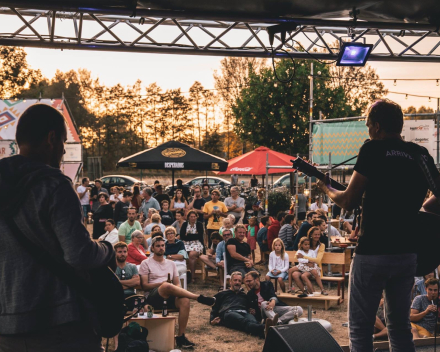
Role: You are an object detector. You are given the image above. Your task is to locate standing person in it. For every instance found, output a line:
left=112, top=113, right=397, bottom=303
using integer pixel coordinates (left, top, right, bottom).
left=256, top=216, right=271, bottom=264
left=310, top=195, right=328, bottom=212
left=246, top=216, right=259, bottom=263
left=249, top=175, right=258, bottom=188
left=265, top=238, right=289, bottom=293
left=201, top=183, right=211, bottom=202
left=160, top=200, right=174, bottom=226
left=118, top=207, right=143, bottom=244
left=180, top=210, right=205, bottom=283
left=110, top=187, right=123, bottom=203
left=131, top=185, right=143, bottom=211
left=153, top=184, right=170, bottom=206
left=226, top=224, right=258, bottom=277
left=0, top=104, right=115, bottom=351
left=114, top=190, right=133, bottom=228
left=170, top=189, right=188, bottom=217
left=252, top=188, right=266, bottom=223
left=188, top=185, right=206, bottom=223
left=90, top=179, right=109, bottom=212
left=225, top=186, right=245, bottom=224
left=139, top=187, right=160, bottom=220
left=92, top=192, right=114, bottom=239
left=296, top=187, right=307, bottom=221
left=203, top=189, right=228, bottom=248
left=77, top=177, right=92, bottom=227
left=231, top=174, right=239, bottom=186
left=267, top=212, right=283, bottom=251
left=318, top=99, right=440, bottom=352
left=172, top=210, right=186, bottom=237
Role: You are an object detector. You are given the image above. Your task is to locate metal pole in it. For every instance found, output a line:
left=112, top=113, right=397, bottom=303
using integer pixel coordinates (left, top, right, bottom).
left=327, top=152, right=333, bottom=280
left=437, top=98, right=439, bottom=168
left=265, top=153, right=269, bottom=215
left=295, top=153, right=299, bottom=219
left=308, top=62, right=313, bottom=206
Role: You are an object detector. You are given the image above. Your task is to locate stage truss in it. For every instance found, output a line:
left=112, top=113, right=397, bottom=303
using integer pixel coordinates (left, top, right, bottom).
left=0, top=6, right=440, bottom=62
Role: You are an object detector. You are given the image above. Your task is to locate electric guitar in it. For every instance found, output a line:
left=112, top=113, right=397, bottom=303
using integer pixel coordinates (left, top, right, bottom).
left=291, top=157, right=440, bottom=276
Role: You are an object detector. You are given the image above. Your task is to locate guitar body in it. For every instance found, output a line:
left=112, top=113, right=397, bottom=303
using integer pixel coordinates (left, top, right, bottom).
left=88, top=267, right=125, bottom=338
left=291, top=158, right=440, bottom=277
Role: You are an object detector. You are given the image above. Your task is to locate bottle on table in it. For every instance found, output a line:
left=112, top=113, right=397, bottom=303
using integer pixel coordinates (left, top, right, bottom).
left=162, top=300, right=168, bottom=317
left=167, top=273, right=172, bottom=284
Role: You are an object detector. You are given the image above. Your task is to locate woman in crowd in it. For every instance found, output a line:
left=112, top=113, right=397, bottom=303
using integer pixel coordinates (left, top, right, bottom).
left=252, top=188, right=265, bottom=223
left=109, top=186, right=123, bottom=202
left=246, top=216, right=259, bottom=263
left=170, top=189, right=188, bottom=216
left=143, top=213, right=166, bottom=234
left=249, top=174, right=258, bottom=188
left=172, top=209, right=186, bottom=236
left=131, top=185, right=143, bottom=210
left=180, top=210, right=205, bottom=283
left=98, top=219, right=119, bottom=245
left=92, top=192, right=113, bottom=239
left=143, top=208, right=158, bottom=228
left=127, top=230, right=148, bottom=265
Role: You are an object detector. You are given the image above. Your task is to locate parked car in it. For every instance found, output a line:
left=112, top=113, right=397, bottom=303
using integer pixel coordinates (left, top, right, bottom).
left=272, top=173, right=316, bottom=191
left=165, top=176, right=231, bottom=195
left=98, top=175, right=147, bottom=191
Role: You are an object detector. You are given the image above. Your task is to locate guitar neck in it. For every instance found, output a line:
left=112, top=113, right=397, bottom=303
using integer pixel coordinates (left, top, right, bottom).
left=317, top=172, right=347, bottom=191
left=293, top=159, right=347, bottom=191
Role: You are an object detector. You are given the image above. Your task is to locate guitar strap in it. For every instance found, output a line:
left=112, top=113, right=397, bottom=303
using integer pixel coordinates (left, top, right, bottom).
left=411, top=151, right=440, bottom=198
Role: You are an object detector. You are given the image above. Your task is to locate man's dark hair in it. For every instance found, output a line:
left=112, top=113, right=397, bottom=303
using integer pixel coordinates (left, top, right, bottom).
left=123, top=190, right=133, bottom=198
left=94, top=179, right=102, bottom=185
left=114, top=241, right=128, bottom=251
left=82, top=177, right=89, bottom=185
left=244, top=271, right=260, bottom=281
left=127, top=207, right=137, bottom=213
left=317, top=214, right=328, bottom=222
left=106, top=219, right=115, bottom=226
left=367, top=99, right=404, bottom=134
left=175, top=209, right=185, bottom=217
left=177, top=179, right=183, bottom=186
left=276, top=211, right=285, bottom=222
left=261, top=216, right=270, bottom=226
left=312, top=219, right=325, bottom=227
left=151, top=235, right=165, bottom=247
left=284, top=214, right=295, bottom=225
left=156, top=184, right=162, bottom=190
left=202, top=183, right=209, bottom=190
left=425, top=277, right=439, bottom=288
left=16, top=104, right=66, bottom=147
left=306, top=211, right=317, bottom=220
left=210, top=231, right=222, bottom=241
left=154, top=180, right=160, bottom=185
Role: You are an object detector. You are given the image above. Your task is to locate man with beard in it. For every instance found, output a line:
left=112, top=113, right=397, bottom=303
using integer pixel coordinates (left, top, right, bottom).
left=118, top=207, right=142, bottom=244
left=114, top=242, right=140, bottom=305
left=210, top=272, right=277, bottom=338
left=139, top=236, right=216, bottom=349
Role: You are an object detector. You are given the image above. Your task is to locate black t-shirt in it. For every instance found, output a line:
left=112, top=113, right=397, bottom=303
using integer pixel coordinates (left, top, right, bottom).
left=154, top=193, right=170, bottom=206
left=354, top=139, right=438, bottom=255
left=226, top=238, right=251, bottom=271
left=114, top=201, right=130, bottom=223
left=160, top=210, right=174, bottom=226
left=192, top=198, right=206, bottom=223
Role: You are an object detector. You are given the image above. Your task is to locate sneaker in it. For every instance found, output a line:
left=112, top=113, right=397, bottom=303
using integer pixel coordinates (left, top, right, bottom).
left=272, top=313, right=279, bottom=326
left=264, top=314, right=278, bottom=337
left=197, top=295, right=216, bottom=306
left=176, top=334, right=196, bottom=349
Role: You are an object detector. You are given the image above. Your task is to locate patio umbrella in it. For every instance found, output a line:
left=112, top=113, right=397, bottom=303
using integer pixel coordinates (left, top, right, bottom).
left=117, top=140, right=228, bottom=187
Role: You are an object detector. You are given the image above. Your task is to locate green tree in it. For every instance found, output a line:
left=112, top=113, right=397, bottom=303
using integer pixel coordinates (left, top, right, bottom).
left=201, top=130, right=224, bottom=157
left=189, top=81, right=204, bottom=148
left=404, top=106, right=417, bottom=114
left=232, top=59, right=359, bottom=155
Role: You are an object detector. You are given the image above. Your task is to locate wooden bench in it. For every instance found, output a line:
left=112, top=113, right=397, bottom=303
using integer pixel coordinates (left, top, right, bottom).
left=277, top=292, right=340, bottom=310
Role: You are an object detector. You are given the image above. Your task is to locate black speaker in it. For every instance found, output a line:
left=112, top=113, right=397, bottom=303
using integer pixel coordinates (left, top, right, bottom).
left=262, top=322, right=343, bottom=352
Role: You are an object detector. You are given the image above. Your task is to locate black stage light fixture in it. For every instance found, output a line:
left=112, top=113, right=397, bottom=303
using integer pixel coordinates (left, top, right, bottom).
left=336, top=42, right=373, bottom=66
left=267, top=23, right=298, bottom=46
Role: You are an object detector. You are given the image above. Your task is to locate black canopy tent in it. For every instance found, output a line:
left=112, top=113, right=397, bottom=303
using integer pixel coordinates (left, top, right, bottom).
left=117, top=140, right=228, bottom=188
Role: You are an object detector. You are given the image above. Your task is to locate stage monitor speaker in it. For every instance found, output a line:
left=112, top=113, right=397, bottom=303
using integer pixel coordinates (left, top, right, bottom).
left=262, top=321, right=343, bottom=352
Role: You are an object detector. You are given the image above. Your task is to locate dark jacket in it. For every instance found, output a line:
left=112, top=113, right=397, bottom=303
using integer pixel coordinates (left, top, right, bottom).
left=293, top=221, right=312, bottom=250
left=180, top=221, right=204, bottom=243
left=247, top=281, right=286, bottom=322
left=210, top=289, right=250, bottom=322
left=0, top=155, right=115, bottom=334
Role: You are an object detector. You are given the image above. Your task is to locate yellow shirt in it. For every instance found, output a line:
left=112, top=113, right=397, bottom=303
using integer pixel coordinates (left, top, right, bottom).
left=203, top=200, right=228, bottom=230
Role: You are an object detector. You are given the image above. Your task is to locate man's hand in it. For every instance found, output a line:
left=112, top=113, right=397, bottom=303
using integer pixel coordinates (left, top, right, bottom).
left=317, top=173, right=331, bottom=192
left=249, top=308, right=256, bottom=315
left=265, top=301, right=275, bottom=311
left=216, top=261, right=224, bottom=268
left=211, top=317, right=221, bottom=326
left=426, top=305, right=437, bottom=313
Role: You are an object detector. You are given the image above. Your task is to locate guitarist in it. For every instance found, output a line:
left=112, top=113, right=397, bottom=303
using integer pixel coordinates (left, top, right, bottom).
left=0, top=104, right=116, bottom=352
left=317, top=99, right=440, bottom=352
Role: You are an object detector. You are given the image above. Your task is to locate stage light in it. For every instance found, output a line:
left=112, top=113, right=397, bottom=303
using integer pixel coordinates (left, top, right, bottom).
left=336, top=42, right=373, bottom=66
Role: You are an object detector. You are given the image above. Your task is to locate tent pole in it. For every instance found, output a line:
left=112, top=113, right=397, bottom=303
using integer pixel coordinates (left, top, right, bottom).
left=265, top=153, right=269, bottom=215
left=140, top=169, right=143, bottom=182
left=172, top=169, right=175, bottom=194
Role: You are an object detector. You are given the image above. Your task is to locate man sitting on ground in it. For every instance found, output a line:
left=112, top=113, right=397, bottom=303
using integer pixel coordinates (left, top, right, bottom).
left=293, top=211, right=317, bottom=250
left=200, top=231, right=223, bottom=270
left=410, top=277, right=439, bottom=338
left=210, top=272, right=277, bottom=338
left=114, top=242, right=140, bottom=305
left=139, top=236, right=216, bottom=349
left=244, top=271, right=303, bottom=325
left=226, top=224, right=258, bottom=277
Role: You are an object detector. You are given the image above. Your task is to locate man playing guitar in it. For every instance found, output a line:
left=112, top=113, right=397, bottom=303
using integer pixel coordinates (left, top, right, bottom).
left=317, top=99, right=440, bottom=352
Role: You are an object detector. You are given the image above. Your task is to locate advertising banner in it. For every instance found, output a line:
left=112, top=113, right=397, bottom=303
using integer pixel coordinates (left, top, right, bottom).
left=401, top=120, right=436, bottom=159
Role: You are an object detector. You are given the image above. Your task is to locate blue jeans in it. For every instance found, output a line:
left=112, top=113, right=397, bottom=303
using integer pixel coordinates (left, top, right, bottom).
left=223, top=311, right=264, bottom=338
left=349, top=253, right=416, bottom=352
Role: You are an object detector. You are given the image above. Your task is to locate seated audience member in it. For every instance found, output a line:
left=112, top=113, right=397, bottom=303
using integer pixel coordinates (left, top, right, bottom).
left=410, top=278, right=439, bottom=339
left=256, top=216, right=271, bottom=264
left=114, top=190, right=133, bottom=228
left=312, top=218, right=329, bottom=248
left=267, top=212, right=284, bottom=251
left=245, top=271, right=303, bottom=324
left=139, top=236, right=216, bottom=349
left=110, top=186, right=123, bottom=202
left=265, top=238, right=289, bottom=293
left=200, top=232, right=223, bottom=270
left=414, top=272, right=436, bottom=297
left=160, top=200, right=174, bottom=226
left=278, top=214, right=296, bottom=251
left=127, top=230, right=147, bottom=266
left=144, top=213, right=166, bottom=235
left=143, top=208, right=158, bottom=228
left=226, top=224, right=258, bottom=277
left=146, top=230, right=163, bottom=253
left=172, top=210, right=186, bottom=236
left=98, top=219, right=119, bottom=245
left=373, top=298, right=388, bottom=340
left=180, top=210, right=205, bottom=283
left=118, top=207, right=143, bottom=244
left=219, top=217, right=235, bottom=237
left=316, top=213, right=340, bottom=238
left=293, top=211, right=317, bottom=250
left=114, top=242, right=140, bottom=304
left=310, top=196, right=328, bottom=211
left=164, top=226, right=188, bottom=276
left=210, top=272, right=277, bottom=338
left=215, top=229, right=233, bottom=287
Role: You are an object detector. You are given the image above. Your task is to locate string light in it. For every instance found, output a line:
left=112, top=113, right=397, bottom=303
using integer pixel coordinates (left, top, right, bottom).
left=405, top=94, right=408, bottom=99
left=437, top=79, right=439, bottom=86
left=393, top=79, right=397, bottom=86
left=429, top=97, right=431, bottom=102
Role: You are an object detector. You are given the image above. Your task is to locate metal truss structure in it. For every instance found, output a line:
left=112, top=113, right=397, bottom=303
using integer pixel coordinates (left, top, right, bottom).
left=0, top=6, right=440, bottom=62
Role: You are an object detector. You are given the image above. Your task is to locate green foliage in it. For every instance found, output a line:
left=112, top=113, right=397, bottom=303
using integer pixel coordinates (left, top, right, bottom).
left=201, top=130, right=224, bottom=158
left=268, top=191, right=291, bottom=217
left=232, top=59, right=361, bottom=155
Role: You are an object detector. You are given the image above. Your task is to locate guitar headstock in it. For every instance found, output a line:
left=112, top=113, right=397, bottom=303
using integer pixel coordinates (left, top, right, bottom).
left=291, top=158, right=322, bottom=180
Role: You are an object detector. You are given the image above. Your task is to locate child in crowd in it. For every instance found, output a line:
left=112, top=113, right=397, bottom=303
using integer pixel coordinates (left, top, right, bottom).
left=160, top=200, right=174, bottom=226
left=291, top=237, right=326, bottom=296
left=246, top=216, right=258, bottom=263
left=227, top=214, right=236, bottom=227
left=265, top=238, right=289, bottom=292
left=219, top=217, right=235, bottom=237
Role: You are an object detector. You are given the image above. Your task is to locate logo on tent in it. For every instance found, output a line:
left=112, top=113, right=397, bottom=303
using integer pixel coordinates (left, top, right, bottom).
left=211, top=163, right=219, bottom=170
left=230, top=167, right=252, bottom=172
left=0, top=111, right=16, bottom=127
left=162, top=148, right=186, bottom=158
left=165, top=162, right=184, bottom=168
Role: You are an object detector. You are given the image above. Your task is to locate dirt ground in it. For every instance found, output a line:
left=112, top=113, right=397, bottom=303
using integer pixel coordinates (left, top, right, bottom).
left=102, top=244, right=350, bottom=351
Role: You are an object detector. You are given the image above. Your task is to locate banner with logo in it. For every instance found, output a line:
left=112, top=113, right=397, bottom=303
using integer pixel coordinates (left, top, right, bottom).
left=402, top=120, right=436, bottom=159
left=0, top=140, right=18, bottom=159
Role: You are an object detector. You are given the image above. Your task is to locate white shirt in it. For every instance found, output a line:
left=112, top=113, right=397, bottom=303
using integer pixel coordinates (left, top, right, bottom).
left=98, top=228, right=119, bottom=245
left=77, top=185, right=89, bottom=205
left=310, top=202, right=328, bottom=211
left=268, top=252, right=289, bottom=273
left=110, top=194, right=123, bottom=202
left=297, top=249, right=316, bottom=264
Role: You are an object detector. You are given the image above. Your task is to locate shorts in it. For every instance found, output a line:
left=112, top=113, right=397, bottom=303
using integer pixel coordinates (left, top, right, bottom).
left=81, top=204, right=91, bottom=217
left=146, top=287, right=177, bottom=310
left=410, top=323, right=433, bottom=337
left=266, top=271, right=288, bottom=280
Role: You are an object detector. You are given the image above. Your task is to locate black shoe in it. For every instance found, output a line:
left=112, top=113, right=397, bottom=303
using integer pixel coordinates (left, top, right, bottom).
left=197, top=295, right=216, bottom=306
left=176, top=334, right=196, bottom=349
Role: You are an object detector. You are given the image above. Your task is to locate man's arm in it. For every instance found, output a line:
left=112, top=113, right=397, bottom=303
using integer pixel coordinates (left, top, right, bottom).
left=227, top=244, right=251, bottom=263
left=120, top=274, right=140, bottom=289
left=410, top=308, right=430, bottom=322
left=210, top=293, right=222, bottom=321
left=318, top=171, right=367, bottom=211
left=77, top=187, right=88, bottom=199
left=140, top=274, right=164, bottom=291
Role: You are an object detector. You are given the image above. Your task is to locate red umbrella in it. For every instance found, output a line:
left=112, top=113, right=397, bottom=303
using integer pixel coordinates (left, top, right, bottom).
left=218, top=146, right=296, bottom=175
